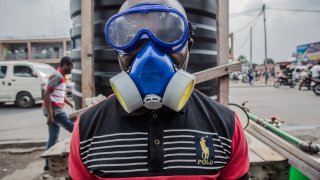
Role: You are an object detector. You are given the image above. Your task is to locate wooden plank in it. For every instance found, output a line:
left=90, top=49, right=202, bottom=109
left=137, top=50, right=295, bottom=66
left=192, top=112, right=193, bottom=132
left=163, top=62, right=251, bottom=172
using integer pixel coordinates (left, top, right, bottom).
left=248, top=121, right=320, bottom=170
left=246, top=132, right=286, bottom=162
left=246, top=121, right=320, bottom=179
left=41, top=137, right=71, bottom=157
left=248, top=148, right=265, bottom=165
left=81, top=0, right=95, bottom=108
left=194, top=62, right=241, bottom=84
left=216, top=0, right=230, bottom=106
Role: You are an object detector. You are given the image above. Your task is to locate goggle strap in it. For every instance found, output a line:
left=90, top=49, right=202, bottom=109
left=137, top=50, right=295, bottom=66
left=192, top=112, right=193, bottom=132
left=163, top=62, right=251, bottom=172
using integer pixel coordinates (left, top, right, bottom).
left=177, top=47, right=189, bottom=69
left=188, top=22, right=195, bottom=39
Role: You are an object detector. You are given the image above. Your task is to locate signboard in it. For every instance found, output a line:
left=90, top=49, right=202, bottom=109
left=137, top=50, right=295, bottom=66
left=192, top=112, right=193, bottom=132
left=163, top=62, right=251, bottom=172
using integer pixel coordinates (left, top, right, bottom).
left=297, top=42, right=320, bottom=64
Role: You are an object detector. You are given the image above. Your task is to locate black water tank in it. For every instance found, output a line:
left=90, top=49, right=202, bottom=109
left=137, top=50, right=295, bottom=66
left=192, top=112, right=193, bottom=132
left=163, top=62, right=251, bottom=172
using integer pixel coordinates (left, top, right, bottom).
left=70, top=0, right=217, bottom=110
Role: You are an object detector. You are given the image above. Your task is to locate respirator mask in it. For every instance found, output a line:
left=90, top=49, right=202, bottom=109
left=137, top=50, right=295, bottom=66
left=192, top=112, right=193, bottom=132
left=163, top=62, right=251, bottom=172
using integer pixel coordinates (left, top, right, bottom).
left=105, top=4, right=196, bottom=113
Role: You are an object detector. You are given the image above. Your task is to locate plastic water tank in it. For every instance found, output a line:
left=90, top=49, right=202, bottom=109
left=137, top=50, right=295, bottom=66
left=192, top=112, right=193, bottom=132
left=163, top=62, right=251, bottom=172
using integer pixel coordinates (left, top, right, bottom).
left=70, top=0, right=217, bottom=109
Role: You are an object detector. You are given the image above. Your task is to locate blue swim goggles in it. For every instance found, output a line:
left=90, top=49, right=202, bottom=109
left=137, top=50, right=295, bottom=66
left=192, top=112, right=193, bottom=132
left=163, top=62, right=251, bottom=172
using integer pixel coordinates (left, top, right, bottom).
left=105, top=4, right=190, bottom=53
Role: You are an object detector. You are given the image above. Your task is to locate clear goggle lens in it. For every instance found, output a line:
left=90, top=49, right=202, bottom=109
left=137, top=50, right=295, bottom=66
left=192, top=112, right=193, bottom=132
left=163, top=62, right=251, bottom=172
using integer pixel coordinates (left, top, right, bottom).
left=107, top=11, right=186, bottom=48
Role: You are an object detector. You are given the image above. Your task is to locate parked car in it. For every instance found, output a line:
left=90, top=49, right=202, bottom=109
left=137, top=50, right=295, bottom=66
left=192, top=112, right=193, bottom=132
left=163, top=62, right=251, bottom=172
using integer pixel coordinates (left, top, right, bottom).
left=0, top=61, right=56, bottom=107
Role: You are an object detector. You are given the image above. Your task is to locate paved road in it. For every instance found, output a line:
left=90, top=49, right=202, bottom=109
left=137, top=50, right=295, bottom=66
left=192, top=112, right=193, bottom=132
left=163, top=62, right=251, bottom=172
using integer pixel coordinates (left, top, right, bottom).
left=0, top=84, right=319, bottom=144
left=230, top=83, right=320, bottom=143
left=0, top=103, right=72, bottom=143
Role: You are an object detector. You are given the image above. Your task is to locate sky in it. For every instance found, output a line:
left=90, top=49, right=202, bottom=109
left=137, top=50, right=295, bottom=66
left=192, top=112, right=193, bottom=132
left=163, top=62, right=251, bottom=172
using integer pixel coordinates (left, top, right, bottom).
left=0, top=0, right=71, bottom=39
left=0, top=0, right=319, bottom=64
left=230, top=0, right=320, bottom=64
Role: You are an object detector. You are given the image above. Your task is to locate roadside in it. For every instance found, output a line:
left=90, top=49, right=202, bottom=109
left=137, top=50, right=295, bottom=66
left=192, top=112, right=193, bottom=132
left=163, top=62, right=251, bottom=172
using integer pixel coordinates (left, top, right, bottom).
left=230, top=86, right=320, bottom=145
left=0, top=147, right=44, bottom=180
left=0, top=103, right=74, bottom=180
left=229, top=77, right=275, bottom=88
left=0, top=146, right=67, bottom=180
left=0, top=103, right=73, bottom=143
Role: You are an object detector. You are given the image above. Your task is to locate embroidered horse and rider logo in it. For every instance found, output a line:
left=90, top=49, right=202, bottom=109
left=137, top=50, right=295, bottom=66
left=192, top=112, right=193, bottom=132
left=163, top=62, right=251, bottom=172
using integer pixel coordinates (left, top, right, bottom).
left=200, top=136, right=210, bottom=160
left=195, top=135, right=214, bottom=166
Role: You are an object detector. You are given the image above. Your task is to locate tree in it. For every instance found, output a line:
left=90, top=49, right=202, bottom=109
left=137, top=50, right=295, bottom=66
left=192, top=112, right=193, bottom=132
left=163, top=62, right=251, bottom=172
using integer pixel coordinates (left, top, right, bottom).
left=238, top=55, right=248, bottom=64
left=267, top=58, right=274, bottom=64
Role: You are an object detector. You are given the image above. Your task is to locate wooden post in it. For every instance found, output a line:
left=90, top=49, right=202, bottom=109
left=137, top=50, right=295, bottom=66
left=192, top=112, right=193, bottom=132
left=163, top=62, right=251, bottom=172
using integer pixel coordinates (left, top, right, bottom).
left=27, top=41, right=32, bottom=60
left=63, top=40, right=67, bottom=56
left=216, top=0, right=229, bottom=106
left=81, top=0, right=95, bottom=108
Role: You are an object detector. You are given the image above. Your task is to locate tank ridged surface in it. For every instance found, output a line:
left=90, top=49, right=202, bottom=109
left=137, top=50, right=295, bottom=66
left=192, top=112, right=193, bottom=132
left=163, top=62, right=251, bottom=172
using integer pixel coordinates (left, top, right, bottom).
left=70, top=0, right=217, bottom=109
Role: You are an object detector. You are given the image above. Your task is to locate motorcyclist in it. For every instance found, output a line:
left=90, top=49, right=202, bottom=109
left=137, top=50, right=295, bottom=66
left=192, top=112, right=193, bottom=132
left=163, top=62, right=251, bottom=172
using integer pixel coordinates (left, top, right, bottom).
left=298, top=64, right=312, bottom=90
left=282, top=65, right=293, bottom=80
left=311, top=61, right=320, bottom=80
left=278, top=65, right=295, bottom=85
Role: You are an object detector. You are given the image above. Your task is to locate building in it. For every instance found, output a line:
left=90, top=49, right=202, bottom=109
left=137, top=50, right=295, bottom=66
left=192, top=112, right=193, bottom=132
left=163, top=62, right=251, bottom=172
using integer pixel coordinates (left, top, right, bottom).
left=0, top=0, right=71, bottom=65
left=0, top=38, right=70, bottom=65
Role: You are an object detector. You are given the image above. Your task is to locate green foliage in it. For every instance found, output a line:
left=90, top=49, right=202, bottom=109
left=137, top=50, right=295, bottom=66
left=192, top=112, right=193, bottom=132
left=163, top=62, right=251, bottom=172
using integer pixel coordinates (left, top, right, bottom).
left=267, top=58, right=275, bottom=64
left=238, top=55, right=248, bottom=64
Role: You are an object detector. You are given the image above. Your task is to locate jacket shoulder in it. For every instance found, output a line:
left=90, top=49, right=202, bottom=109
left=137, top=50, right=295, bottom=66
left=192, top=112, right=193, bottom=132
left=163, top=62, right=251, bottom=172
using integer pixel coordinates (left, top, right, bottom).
left=78, top=95, right=117, bottom=141
left=189, top=90, right=236, bottom=137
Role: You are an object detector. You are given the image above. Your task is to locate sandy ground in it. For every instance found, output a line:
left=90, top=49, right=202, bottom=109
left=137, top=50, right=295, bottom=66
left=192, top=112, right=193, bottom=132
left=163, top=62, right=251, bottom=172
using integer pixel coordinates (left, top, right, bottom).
left=0, top=150, right=44, bottom=180
left=0, top=148, right=66, bottom=180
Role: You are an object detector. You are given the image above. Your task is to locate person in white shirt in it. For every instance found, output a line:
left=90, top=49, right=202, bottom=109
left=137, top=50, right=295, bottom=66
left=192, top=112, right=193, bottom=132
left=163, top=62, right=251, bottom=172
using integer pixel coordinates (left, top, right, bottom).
left=311, top=61, right=320, bottom=79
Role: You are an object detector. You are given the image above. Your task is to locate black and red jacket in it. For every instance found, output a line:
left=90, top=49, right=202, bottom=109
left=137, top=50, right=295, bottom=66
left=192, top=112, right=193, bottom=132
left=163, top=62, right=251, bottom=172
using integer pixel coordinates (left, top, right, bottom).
left=69, top=90, right=249, bottom=180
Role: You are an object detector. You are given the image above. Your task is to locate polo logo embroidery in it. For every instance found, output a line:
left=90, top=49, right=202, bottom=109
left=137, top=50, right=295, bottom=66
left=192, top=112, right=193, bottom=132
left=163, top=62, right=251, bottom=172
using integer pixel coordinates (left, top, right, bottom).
left=195, top=134, right=214, bottom=166
left=200, top=136, right=209, bottom=160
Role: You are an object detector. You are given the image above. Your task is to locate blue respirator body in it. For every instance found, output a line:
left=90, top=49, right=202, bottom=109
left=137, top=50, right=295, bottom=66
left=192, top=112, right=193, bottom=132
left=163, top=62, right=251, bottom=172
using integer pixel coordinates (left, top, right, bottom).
left=110, top=42, right=196, bottom=113
left=129, top=42, right=176, bottom=98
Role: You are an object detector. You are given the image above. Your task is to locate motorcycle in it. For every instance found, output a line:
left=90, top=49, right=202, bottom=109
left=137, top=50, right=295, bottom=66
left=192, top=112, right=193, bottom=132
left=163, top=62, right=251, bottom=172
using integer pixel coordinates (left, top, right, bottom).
left=299, top=74, right=312, bottom=90
left=312, top=78, right=320, bottom=96
left=274, top=73, right=296, bottom=88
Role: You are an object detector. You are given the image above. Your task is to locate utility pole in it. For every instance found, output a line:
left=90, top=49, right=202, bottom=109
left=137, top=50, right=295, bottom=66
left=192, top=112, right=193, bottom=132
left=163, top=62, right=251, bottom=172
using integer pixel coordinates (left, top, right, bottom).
left=262, top=4, right=268, bottom=84
left=250, top=27, right=253, bottom=70
left=229, top=33, right=234, bottom=61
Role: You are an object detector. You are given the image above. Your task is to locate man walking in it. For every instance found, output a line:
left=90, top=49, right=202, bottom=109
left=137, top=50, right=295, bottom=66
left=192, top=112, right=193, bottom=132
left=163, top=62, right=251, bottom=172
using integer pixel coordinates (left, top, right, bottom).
left=43, top=56, right=74, bottom=171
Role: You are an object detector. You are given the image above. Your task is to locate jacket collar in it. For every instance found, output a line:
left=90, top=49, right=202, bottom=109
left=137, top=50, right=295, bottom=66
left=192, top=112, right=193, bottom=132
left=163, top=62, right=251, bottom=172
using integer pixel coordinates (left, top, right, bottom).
left=116, top=100, right=186, bottom=119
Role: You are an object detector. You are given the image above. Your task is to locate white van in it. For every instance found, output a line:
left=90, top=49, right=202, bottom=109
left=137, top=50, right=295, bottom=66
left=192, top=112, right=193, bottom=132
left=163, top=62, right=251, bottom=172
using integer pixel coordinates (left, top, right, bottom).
left=0, top=61, right=56, bottom=107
